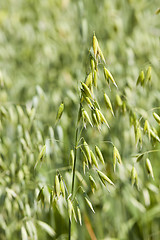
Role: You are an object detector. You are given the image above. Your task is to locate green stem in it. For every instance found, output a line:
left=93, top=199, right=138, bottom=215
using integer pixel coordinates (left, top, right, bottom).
left=68, top=106, right=80, bottom=240
left=71, top=127, right=79, bottom=194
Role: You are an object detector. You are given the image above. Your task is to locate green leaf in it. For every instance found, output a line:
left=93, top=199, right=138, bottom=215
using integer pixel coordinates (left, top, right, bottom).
left=95, top=146, right=105, bottom=164
left=56, top=102, right=64, bottom=123
left=85, top=197, right=95, bottom=213
left=153, top=112, right=160, bottom=124
left=37, top=187, right=44, bottom=202
left=37, top=220, right=55, bottom=237
left=77, top=206, right=82, bottom=225
left=21, top=225, right=28, bottom=240
left=104, top=67, right=117, bottom=88
left=68, top=199, right=73, bottom=222
left=34, top=145, right=46, bottom=169
left=97, top=170, right=115, bottom=186
left=145, top=158, right=154, bottom=179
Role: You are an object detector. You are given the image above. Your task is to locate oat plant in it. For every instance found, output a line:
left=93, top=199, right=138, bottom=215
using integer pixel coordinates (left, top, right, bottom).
left=64, top=34, right=121, bottom=240
left=36, top=34, right=160, bottom=240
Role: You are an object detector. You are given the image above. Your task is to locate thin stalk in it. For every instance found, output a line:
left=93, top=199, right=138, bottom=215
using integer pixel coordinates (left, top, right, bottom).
left=71, top=127, right=79, bottom=194
left=68, top=105, right=81, bottom=240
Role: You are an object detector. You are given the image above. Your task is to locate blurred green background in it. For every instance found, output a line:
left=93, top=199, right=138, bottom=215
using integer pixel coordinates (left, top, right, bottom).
left=0, top=0, right=160, bottom=239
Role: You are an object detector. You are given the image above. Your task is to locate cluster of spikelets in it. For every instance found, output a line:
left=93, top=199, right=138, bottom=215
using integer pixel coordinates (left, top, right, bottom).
left=78, top=33, right=118, bottom=131
left=74, top=35, right=122, bottom=187
left=36, top=34, right=121, bottom=224
left=134, top=65, right=159, bottom=179
left=35, top=34, right=160, bottom=225
left=136, top=66, right=151, bottom=86
left=131, top=110, right=160, bottom=187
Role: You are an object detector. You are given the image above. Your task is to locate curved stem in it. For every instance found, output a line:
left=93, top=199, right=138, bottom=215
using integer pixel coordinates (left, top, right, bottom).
left=132, top=149, right=160, bottom=157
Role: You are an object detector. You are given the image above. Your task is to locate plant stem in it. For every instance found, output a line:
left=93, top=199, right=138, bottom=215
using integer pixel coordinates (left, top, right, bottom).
left=68, top=106, right=80, bottom=240
left=71, top=127, right=79, bottom=194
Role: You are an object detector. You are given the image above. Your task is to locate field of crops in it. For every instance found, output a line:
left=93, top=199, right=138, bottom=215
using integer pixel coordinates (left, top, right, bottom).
left=0, top=0, right=160, bottom=239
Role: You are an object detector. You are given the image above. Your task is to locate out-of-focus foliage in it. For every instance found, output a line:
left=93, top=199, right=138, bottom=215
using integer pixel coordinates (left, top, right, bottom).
left=0, top=0, right=160, bottom=239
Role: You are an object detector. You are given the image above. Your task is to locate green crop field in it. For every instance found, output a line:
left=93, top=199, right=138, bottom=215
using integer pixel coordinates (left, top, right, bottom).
left=0, top=0, right=160, bottom=239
